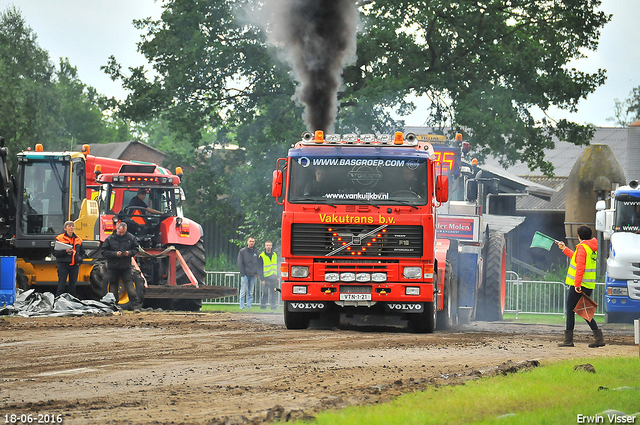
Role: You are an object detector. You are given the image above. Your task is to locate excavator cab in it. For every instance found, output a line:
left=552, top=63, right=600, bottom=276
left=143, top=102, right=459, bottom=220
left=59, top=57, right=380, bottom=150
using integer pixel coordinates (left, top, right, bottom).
left=14, top=152, right=87, bottom=254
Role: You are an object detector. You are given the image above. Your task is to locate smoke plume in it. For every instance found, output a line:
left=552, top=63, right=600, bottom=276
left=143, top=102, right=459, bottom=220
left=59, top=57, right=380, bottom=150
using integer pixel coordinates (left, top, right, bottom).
left=261, top=0, right=360, bottom=133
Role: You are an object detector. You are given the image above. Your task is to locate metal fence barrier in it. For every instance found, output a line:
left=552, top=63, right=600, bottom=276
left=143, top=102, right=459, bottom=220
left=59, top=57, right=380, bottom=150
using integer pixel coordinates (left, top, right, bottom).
left=505, top=271, right=605, bottom=319
left=204, top=270, right=605, bottom=317
left=203, top=271, right=281, bottom=306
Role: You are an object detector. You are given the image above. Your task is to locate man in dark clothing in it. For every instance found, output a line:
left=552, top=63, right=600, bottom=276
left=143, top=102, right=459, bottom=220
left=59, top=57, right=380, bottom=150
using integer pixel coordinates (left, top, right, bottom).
left=258, top=241, right=279, bottom=310
left=237, top=236, right=258, bottom=309
left=102, top=222, right=141, bottom=311
left=53, top=221, right=84, bottom=297
left=128, top=188, right=163, bottom=215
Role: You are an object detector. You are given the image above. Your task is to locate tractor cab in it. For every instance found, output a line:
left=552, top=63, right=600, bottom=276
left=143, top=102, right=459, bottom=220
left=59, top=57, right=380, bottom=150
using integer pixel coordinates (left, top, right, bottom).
left=95, top=171, right=186, bottom=248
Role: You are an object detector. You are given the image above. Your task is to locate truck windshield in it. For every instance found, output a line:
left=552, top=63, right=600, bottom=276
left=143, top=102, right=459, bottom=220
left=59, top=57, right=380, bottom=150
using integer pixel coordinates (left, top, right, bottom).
left=614, top=195, right=640, bottom=232
left=20, top=160, right=67, bottom=235
left=288, top=157, right=428, bottom=206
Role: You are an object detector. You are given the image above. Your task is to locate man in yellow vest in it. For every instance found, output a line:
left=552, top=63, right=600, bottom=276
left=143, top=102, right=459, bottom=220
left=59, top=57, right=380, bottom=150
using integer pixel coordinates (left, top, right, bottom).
left=258, top=241, right=279, bottom=310
left=557, top=226, right=605, bottom=348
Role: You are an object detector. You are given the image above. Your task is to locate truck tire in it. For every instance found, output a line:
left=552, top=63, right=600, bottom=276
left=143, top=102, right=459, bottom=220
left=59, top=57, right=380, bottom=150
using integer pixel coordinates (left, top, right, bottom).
left=410, top=301, right=437, bottom=333
left=478, top=231, right=506, bottom=321
left=284, top=302, right=311, bottom=329
left=436, top=260, right=456, bottom=330
left=410, top=272, right=437, bottom=333
left=172, top=239, right=206, bottom=311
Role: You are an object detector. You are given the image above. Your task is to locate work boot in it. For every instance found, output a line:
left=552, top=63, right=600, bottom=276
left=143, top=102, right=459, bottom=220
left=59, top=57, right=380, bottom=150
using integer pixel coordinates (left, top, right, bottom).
left=588, top=329, right=605, bottom=348
left=558, top=330, right=574, bottom=347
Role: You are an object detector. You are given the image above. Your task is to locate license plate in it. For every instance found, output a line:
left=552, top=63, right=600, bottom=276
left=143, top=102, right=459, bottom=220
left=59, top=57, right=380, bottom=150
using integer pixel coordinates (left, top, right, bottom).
left=340, top=293, right=372, bottom=301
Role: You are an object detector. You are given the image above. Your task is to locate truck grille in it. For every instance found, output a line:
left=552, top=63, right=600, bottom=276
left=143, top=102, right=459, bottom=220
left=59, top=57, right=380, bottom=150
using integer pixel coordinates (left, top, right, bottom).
left=291, top=224, right=423, bottom=258
left=629, top=280, right=640, bottom=301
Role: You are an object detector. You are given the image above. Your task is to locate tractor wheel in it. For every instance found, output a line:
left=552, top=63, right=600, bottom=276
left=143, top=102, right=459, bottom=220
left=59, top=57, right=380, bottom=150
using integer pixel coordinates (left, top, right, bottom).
left=436, top=260, right=456, bottom=330
left=284, top=302, right=311, bottom=329
left=88, top=261, right=109, bottom=299
left=478, top=231, right=506, bottom=321
left=107, top=266, right=146, bottom=310
left=172, top=239, right=206, bottom=311
left=16, top=268, right=30, bottom=291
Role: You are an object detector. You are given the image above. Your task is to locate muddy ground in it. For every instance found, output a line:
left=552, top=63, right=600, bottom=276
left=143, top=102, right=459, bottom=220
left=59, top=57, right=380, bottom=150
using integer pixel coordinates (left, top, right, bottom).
left=0, top=311, right=637, bottom=424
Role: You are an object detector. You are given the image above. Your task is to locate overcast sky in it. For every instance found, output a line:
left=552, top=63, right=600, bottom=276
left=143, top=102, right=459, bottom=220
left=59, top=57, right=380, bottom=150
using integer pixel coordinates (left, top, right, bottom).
left=1, top=0, right=638, bottom=127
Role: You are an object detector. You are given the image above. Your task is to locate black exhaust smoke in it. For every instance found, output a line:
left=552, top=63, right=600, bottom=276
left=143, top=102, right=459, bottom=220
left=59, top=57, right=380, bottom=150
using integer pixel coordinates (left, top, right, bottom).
left=261, top=0, right=359, bottom=133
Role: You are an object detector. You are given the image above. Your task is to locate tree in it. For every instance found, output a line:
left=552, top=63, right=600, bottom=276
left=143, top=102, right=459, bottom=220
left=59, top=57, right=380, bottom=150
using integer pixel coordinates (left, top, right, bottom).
left=105, top=0, right=611, bottom=239
left=0, top=6, right=64, bottom=167
left=56, top=58, right=131, bottom=148
left=608, top=86, right=640, bottom=127
left=0, top=6, right=131, bottom=173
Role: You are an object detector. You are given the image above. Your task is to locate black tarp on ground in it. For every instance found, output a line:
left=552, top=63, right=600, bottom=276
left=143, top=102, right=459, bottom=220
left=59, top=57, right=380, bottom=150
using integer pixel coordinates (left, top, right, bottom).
left=0, top=290, right=120, bottom=317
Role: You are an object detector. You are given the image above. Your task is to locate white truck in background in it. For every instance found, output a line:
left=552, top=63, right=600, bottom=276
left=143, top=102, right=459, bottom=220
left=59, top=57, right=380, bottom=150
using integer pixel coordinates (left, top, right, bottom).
left=595, top=179, right=640, bottom=323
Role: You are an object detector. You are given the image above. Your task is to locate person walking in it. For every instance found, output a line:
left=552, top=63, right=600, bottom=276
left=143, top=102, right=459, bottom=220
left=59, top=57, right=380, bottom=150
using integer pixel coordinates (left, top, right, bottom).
left=556, top=225, right=605, bottom=348
left=237, top=236, right=258, bottom=309
left=53, top=221, right=84, bottom=298
left=258, top=241, right=279, bottom=310
left=102, top=222, right=141, bottom=311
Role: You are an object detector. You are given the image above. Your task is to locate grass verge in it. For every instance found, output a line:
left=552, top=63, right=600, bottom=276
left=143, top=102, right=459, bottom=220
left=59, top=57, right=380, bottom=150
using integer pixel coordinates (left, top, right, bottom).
left=289, top=356, right=640, bottom=425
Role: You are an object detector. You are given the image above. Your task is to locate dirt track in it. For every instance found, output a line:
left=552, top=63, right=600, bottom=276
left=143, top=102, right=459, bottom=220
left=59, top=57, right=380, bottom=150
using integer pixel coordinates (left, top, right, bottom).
left=0, top=312, right=636, bottom=424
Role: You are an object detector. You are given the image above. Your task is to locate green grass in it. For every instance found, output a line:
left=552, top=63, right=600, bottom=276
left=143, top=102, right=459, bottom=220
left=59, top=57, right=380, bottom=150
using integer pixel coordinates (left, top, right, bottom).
left=289, top=356, right=640, bottom=425
left=201, top=303, right=283, bottom=314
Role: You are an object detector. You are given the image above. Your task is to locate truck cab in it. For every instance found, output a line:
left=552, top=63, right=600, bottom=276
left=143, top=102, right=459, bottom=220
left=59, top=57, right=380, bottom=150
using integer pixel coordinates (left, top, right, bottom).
left=595, top=180, right=640, bottom=323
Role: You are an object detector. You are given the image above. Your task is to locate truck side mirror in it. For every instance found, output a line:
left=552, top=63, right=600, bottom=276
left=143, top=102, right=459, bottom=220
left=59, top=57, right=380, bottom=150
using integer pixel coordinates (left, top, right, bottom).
left=466, top=179, right=478, bottom=201
left=272, top=169, right=283, bottom=198
left=595, top=200, right=606, bottom=211
left=435, top=175, right=449, bottom=203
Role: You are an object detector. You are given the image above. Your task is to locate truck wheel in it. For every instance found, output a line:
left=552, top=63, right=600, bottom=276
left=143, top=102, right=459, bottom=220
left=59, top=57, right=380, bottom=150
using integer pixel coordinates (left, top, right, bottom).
left=436, top=260, right=456, bottom=330
left=284, top=302, right=310, bottom=329
left=410, top=301, right=437, bottom=333
left=410, top=272, right=437, bottom=333
left=172, top=239, right=206, bottom=312
left=479, top=231, right=506, bottom=321
left=88, top=261, right=109, bottom=299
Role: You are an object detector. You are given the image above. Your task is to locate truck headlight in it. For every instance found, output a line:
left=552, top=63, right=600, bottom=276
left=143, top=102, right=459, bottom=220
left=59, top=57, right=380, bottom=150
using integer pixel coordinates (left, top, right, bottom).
left=403, top=267, right=422, bottom=279
left=607, top=287, right=628, bottom=296
left=340, top=272, right=355, bottom=282
left=325, top=272, right=339, bottom=282
left=292, top=285, right=307, bottom=294
left=356, top=273, right=371, bottom=282
left=405, top=287, right=420, bottom=295
left=372, top=273, right=387, bottom=282
left=290, top=266, right=309, bottom=278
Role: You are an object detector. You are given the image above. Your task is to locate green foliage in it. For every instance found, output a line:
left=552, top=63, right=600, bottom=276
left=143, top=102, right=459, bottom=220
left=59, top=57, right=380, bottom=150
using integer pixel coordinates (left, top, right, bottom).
left=0, top=6, right=64, bottom=168
left=104, top=0, right=611, bottom=238
left=609, top=86, right=640, bottom=127
left=292, top=357, right=640, bottom=425
left=0, top=6, right=131, bottom=173
left=205, top=254, right=236, bottom=272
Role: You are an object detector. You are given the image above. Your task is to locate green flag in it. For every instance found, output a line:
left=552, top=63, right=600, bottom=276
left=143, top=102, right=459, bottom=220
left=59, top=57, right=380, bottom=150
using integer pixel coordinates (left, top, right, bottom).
left=530, top=231, right=556, bottom=251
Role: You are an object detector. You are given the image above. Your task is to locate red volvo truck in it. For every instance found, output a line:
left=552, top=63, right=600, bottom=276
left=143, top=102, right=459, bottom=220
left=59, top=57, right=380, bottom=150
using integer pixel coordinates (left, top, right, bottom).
left=271, top=131, right=450, bottom=332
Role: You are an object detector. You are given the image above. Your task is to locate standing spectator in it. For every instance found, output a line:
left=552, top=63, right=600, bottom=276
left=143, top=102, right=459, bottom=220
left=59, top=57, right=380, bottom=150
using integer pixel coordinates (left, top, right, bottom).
left=53, top=221, right=84, bottom=297
left=556, top=225, right=605, bottom=348
left=258, top=241, right=279, bottom=310
left=102, top=222, right=141, bottom=312
left=237, top=236, right=258, bottom=309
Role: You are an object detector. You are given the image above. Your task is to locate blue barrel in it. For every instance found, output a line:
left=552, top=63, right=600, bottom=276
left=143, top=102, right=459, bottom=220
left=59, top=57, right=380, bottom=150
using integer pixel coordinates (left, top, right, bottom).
left=0, top=256, right=17, bottom=306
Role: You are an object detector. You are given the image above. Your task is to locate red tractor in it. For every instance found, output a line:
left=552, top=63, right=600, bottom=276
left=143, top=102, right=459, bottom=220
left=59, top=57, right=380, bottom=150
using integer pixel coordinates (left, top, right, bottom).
left=93, top=164, right=207, bottom=311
